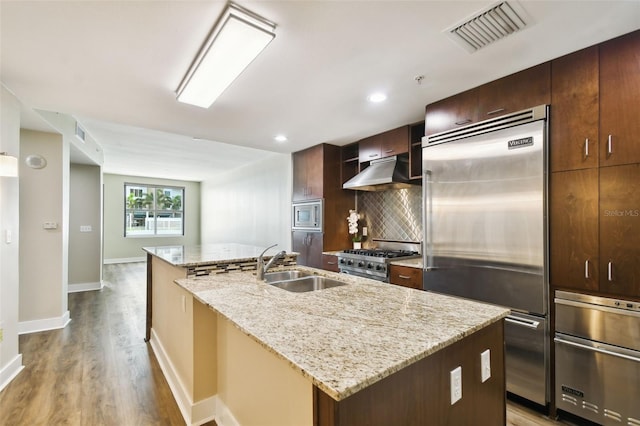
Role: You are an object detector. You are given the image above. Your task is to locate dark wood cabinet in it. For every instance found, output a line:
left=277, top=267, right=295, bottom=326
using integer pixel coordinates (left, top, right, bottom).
left=389, top=265, right=423, bottom=290
left=321, top=254, right=340, bottom=272
left=599, top=30, right=640, bottom=167
left=425, top=88, right=478, bottom=136
left=477, top=63, right=550, bottom=118
left=425, top=63, right=550, bottom=136
left=358, top=126, right=409, bottom=163
left=293, top=144, right=325, bottom=201
left=292, top=231, right=324, bottom=269
left=599, top=164, right=640, bottom=298
left=409, top=122, right=424, bottom=180
left=340, top=142, right=359, bottom=184
left=550, top=169, right=599, bottom=292
left=550, top=165, right=640, bottom=300
left=551, top=46, right=600, bottom=172
left=292, top=144, right=354, bottom=267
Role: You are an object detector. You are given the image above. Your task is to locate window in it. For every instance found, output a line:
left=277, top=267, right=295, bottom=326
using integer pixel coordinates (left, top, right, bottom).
left=125, top=184, right=184, bottom=237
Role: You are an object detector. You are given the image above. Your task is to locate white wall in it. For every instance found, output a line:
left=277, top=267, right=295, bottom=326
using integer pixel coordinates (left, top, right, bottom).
left=201, top=153, right=292, bottom=251
left=69, top=164, right=102, bottom=291
left=19, top=129, right=70, bottom=333
left=103, top=174, right=201, bottom=262
left=0, top=85, right=23, bottom=391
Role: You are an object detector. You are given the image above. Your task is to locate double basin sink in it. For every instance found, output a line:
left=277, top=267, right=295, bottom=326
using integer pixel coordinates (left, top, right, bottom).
left=263, top=270, right=346, bottom=293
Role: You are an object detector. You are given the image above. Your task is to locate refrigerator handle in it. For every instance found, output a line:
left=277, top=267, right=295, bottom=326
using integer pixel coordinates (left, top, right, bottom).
left=422, top=169, right=433, bottom=271
left=505, top=316, right=540, bottom=329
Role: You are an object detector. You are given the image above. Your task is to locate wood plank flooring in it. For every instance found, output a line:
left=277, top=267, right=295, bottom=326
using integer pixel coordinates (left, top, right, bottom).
left=0, top=262, right=567, bottom=425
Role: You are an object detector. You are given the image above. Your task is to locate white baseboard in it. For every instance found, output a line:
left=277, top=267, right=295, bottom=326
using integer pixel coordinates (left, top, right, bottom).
left=214, top=396, right=240, bottom=426
left=103, top=257, right=146, bottom=264
left=68, top=281, right=104, bottom=293
left=149, top=328, right=216, bottom=426
left=18, top=310, right=71, bottom=335
left=0, top=354, right=24, bottom=393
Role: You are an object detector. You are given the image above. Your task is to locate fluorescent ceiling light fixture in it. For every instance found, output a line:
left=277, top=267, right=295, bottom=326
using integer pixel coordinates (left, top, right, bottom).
left=0, top=152, right=18, bottom=177
left=274, top=134, right=287, bottom=142
left=176, top=2, right=276, bottom=108
left=367, top=92, right=387, bottom=103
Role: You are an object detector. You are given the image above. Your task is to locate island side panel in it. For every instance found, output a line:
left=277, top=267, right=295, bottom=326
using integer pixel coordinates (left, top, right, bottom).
left=150, top=257, right=195, bottom=395
left=216, top=315, right=314, bottom=426
left=314, top=320, right=505, bottom=426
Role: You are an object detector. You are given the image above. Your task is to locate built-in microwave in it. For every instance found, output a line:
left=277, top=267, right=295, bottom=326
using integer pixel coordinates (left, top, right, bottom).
left=292, top=200, right=323, bottom=231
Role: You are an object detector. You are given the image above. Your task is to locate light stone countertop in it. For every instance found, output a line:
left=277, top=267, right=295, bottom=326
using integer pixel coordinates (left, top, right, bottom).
left=175, top=266, right=509, bottom=401
left=143, top=243, right=287, bottom=267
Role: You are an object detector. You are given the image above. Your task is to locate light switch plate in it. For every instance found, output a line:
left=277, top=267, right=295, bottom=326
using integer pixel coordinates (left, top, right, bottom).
left=481, top=349, right=491, bottom=382
left=450, top=366, right=462, bottom=404
left=43, top=222, right=58, bottom=230
left=80, top=225, right=92, bottom=232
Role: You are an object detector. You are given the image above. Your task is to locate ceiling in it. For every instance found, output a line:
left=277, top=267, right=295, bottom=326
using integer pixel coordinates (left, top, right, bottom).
left=2, top=1, right=639, bottom=181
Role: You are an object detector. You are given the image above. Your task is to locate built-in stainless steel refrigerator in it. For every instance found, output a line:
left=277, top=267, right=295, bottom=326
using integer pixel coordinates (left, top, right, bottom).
left=422, top=105, right=549, bottom=407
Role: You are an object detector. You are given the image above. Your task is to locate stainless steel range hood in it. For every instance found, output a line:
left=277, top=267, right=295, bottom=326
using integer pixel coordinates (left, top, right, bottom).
left=342, top=155, right=414, bottom=191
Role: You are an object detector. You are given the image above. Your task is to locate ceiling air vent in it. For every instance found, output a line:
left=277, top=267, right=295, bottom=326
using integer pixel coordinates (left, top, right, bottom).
left=75, top=122, right=86, bottom=142
left=446, top=1, right=528, bottom=53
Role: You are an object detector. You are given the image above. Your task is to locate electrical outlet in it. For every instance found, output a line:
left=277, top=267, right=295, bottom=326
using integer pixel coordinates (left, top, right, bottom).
left=80, top=225, right=92, bottom=232
left=450, top=366, right=462, bottom=404
left=481, top=349, right=491, bottom=382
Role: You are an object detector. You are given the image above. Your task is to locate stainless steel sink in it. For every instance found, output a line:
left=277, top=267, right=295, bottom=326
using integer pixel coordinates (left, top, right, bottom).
left=263, top=270, right=313, bottom=283
left=269, top=275, right=347, bottom=293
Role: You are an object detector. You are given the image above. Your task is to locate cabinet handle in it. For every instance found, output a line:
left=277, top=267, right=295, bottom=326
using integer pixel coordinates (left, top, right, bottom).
left=584, top=139, right=589, bottom=158
left=369, top=154, right=379, bottom=158
left=398, top=274, right=411, bottom=279
left=486, top=108, right=505, bottom=116
left=327, top=261, right=336, bottom=265
left=584, top=260, right=590, bottom=279
left=608, top=261, right=613, bottom=282
left=384, top=149, right=394, bottom=153
left=455, top=119, right=472, bottom=126
left=607, top=134, right=613, bottom=156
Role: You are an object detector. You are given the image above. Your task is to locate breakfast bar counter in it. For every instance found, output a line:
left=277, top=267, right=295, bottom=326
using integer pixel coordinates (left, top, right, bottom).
left=145, top=246, right=509, bottom=426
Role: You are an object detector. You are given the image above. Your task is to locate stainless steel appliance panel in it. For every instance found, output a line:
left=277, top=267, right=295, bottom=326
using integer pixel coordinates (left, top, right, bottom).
left=555, top=290, right=640, bottom=351
left=555, top=291, right=640, bottom=425
left=504, top=312, right=548, bottom=405
left=423, top=119, right=546, bottom=314
left=555, top=334, right=640, bottom=425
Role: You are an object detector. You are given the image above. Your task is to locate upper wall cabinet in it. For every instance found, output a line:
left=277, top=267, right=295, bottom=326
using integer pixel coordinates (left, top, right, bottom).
left=292, top=144, right=326, bottom=201
left=425, top=88, right=478, bottom=136
left=551, top=30, right=640, bottom=172
left=358, top=126, right=409, bottom=163
left=425, top=63, right=550, bottom=136
left=551, top=46, right=600, bottom=172
left=599, top=30, right=640, bottom=167
left=477, top=63, right=550, bottom=119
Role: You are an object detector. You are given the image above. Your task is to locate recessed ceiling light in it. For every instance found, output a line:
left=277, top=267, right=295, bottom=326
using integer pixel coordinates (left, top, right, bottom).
left=274, top=135, right=288, bottom=142
left=367, top=92, right=387, bottom=103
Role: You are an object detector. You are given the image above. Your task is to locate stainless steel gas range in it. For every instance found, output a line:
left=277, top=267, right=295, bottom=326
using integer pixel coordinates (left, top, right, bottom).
left=337, top=240, right=421, bottom=282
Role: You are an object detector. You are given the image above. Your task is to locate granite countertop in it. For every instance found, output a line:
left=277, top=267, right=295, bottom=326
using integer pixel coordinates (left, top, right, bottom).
left=175, top=266, right=509, bottom=401
left=143, top=243, right=287, bottom=267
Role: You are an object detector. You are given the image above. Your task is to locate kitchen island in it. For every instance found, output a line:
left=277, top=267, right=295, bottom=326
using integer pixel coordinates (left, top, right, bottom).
left=145, top=245, right=509, bottom=426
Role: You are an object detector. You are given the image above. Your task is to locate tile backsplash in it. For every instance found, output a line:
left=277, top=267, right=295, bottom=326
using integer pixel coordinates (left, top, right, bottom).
left=357, top=186, right=422, bottom=245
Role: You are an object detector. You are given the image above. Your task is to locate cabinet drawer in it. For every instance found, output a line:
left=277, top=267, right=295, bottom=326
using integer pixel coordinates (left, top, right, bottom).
left=322, top=254, right=340, bottom=272
left=389, top=265, right=423, bottom=290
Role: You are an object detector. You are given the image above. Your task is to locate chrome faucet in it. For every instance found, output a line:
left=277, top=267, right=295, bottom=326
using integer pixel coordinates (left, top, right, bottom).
left=257, top=244, right=286, bottom=280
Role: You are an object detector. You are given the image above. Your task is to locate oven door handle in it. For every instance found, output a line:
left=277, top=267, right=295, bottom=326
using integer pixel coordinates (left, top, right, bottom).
left=555, top=336, right=640, bottom=363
